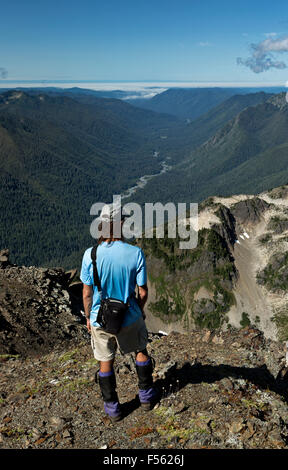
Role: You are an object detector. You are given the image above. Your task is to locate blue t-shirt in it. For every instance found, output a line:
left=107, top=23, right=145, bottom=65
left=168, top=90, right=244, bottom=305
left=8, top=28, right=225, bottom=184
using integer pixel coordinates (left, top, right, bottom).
left=80, top=240, right=147, bottom=327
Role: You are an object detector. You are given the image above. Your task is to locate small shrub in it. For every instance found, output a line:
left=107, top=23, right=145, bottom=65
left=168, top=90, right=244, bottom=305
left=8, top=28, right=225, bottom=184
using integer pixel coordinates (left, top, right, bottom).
left=240, top=312, right=251, bottom=328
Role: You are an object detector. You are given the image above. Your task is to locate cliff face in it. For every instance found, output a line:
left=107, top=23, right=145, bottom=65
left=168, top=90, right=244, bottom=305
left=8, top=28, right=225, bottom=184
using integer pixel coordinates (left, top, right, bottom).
left=144, top=185, right=288, bottom=342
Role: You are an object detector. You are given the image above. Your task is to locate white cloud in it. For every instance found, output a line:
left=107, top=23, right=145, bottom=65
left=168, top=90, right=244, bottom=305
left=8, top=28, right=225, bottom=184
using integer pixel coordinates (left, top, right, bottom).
left=237, top=35, right=288, bottom=73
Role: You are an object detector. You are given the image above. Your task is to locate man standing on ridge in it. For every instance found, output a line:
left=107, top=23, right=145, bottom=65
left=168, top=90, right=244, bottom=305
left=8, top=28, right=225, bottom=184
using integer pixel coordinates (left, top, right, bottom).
left=80, top=203, right=157, bottom=422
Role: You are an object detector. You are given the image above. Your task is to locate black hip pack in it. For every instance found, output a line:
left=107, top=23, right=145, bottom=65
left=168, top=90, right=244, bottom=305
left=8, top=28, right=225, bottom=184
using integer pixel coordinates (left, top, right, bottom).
left=91, top=244, right=129, bottom=335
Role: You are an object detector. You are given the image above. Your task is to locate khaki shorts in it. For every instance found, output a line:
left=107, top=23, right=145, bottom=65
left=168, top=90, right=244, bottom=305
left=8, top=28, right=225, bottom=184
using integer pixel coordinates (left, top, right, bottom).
left=90, top=316, right=148, bottom=362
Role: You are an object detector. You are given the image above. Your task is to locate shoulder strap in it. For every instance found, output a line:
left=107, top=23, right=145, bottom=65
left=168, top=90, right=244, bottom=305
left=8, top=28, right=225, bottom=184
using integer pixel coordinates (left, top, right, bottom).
left=91, top=244, right=102, bottom=292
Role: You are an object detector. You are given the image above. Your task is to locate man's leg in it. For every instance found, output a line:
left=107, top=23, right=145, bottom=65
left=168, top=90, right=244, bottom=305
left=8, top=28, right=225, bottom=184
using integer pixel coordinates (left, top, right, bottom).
left=100, top=359, right=114, bottom=373
left=91, top=327, right=122, bottom=422
left=135, top=350, right=149, bottom=363
left=135, top=348, right=157, bottom=410
left=98, top=358, right=122, bottom=421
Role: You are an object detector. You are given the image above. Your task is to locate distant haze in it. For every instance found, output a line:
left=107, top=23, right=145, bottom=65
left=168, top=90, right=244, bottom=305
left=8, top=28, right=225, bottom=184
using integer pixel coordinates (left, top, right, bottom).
left=0, top=80, right=287, bottom=99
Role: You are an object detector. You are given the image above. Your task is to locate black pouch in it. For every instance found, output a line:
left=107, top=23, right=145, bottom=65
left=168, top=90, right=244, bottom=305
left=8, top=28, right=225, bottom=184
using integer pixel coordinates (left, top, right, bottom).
left=98, top=298, right=129, bottom=335
left=91, top=244, right=129, bottom=335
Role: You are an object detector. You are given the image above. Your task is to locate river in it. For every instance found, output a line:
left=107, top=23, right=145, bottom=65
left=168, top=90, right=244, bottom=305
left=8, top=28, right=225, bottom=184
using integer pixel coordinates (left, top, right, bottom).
left=121, top=159, right=172, bottom=200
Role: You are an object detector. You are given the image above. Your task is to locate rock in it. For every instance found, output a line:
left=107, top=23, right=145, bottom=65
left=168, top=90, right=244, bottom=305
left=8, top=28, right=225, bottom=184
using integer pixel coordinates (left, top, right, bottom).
left=226, top=434, right=244, bottom=449
left=65, top=269, right=77, bottom=284
left=244, top=421, right=256, bottom=439
left=208, top=397, right=217, bottom=404
left=202, top=331, right=211, bottom=343
left=31, top=428, right=42, bottom=440
left=212, top=335, right=224, bottom=345
left=0, top=260, right=87, bottom=356
left=231, top=197, right=271, bottom=225
left=194, top=299, right=215, bottom=315
left=48, top=416, right=65, bottom=430
left=0, top=249, right=10, bottom=267
left=154, top=361, right=177, bottom=379
left=268, top=428, right=285, bottom=447
left=229, top=420, right=246, bottom=434
left=219, top=378, right=234, bottom=391
left=173, top=402, right=187, bottom=414
left=3, top=416, right=12, bottom=423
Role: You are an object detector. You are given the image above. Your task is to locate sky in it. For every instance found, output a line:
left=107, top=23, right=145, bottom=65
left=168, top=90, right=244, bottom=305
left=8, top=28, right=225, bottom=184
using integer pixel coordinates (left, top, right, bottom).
left=1, top=0, right=288, bottom=86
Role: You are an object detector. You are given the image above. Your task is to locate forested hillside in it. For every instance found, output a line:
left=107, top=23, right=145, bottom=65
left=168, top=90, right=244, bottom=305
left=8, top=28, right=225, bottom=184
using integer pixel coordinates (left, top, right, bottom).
left=0, top=90, right=181, bottom=267
left=132, top=92, right=288, bottom=205
left=127, top=86, right=284, bottom=119
left=1, top=88, right=287, bottom=269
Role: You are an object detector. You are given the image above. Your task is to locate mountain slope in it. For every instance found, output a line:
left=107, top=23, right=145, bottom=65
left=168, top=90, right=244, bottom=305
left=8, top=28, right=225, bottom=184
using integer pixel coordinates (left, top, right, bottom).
left=132, top=92, right=288, bottom=205
left=0, top=90, right=182, bottom=267
left=141, top=184, right=288, bottom=343
left=127, top=87, right=239, bottom=119
left=127, top=86, right=284, bottom=120
left=183, top=91, right=273, bottom=148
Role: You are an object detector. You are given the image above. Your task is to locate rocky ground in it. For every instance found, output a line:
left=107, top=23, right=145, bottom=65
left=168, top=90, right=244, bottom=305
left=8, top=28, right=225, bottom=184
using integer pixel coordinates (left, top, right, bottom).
left=0, top=249, right=87, bottom=356
left=1, top=248, right=288, bottom=450
left=1, top=327, right=288, bottom=450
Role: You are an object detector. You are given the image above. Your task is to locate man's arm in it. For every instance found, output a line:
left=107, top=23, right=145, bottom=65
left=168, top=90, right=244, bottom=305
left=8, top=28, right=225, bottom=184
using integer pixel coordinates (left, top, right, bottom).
left=83, top=284, right=93, bottom=332
left=137, top=284, right=148, bottom=319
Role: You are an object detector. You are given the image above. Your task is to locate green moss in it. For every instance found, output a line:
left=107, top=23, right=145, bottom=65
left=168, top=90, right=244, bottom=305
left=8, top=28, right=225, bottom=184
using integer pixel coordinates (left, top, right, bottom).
left=59, top=377, right=91, bottom=392
left=0, top=427, right=26, bottom=438
left=241, top=398, right=268, bottom=411
left=0, top=354, right=20, bottom=360
left=154, top=407, right=209, bottom=442
left=58, top=349, right=79, bottom=363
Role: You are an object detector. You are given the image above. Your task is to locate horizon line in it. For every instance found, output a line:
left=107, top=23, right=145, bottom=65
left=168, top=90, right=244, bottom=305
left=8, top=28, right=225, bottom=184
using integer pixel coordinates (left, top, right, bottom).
left=0, top=79, right=287, bottom=88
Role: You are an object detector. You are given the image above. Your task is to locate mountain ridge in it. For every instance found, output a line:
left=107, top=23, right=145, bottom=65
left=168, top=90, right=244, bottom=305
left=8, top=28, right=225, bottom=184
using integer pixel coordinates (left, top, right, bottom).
left=131, top=91, right=288, bottom=205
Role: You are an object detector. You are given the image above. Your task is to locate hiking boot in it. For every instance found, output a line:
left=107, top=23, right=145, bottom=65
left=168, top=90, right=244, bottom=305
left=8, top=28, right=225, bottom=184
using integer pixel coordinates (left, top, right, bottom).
left=104, top=401, right=122, bottom=423
left=140, top=401, right=153, bottom=411
left=139, top=387, right=159, bottom=411
left=109, top=413, right=123, bottom=423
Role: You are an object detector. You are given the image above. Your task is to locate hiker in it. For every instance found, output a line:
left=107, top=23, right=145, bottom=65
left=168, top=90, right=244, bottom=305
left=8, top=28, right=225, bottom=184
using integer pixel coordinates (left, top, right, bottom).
left=80, top=204, right=157, bottom=422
